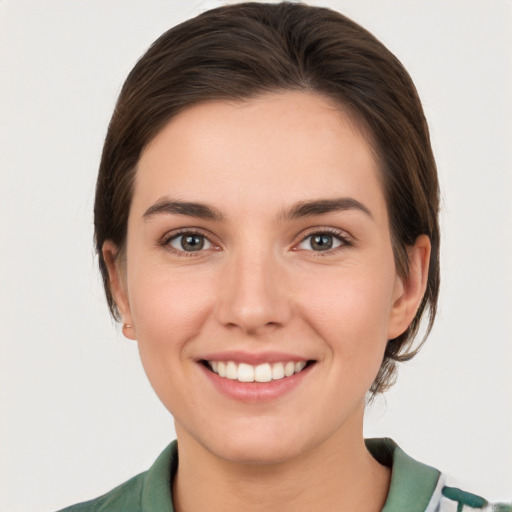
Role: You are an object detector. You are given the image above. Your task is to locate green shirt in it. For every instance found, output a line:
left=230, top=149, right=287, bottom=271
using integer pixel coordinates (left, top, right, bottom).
left=57, top=438, right=511, bottom=512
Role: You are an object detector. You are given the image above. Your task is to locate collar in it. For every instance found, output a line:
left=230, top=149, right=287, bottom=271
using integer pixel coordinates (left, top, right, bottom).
left=140, top=438, right=441, bottom=512
left=366, top=438, right=441, bottom=512
left=140, top=440, right=177, bottom=511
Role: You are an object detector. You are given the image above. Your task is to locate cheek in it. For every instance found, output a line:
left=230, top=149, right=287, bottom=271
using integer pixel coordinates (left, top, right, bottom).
left=297, top=263, right=395, bottom=358
left=126, top=265, right=218, bottom=411
left=128, top=263, right=216, bottom=353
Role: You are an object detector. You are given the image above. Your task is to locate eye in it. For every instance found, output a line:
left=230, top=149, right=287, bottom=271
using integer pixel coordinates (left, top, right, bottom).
left=167, top=232, right=213, bottom=252
left=296, top=231, right=348, bottom=252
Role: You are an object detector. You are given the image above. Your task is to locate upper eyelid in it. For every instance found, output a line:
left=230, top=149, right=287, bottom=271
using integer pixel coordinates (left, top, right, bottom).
left=158, top=225, right=354, bottom=249
left=292, top=227, right=355, bottom=253
left=160, top=227, right=216, bottom=244
left=158, top=229, right=219, bottom=255
left=296, top=226, right=353, bottom=242
left=160, top=229, right=220, bottom=257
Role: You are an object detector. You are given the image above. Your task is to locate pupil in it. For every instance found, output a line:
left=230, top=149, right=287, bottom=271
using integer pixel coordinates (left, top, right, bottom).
left=182, top=235, right=204, bottom=251
left=311, top=234, right=332, bottom=251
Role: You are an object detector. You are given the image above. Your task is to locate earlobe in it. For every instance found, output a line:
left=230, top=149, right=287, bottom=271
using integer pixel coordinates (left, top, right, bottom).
left=102, top=241, right=136, bottom=340
left=387, top=235, right=431, bottom=340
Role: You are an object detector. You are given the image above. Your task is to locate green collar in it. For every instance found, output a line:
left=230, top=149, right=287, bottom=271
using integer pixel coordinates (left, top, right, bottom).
left=141, top=441, right=177, bottom=511
left=141, top=439, right=440, bottom=512
left=366, top=438, right=441, bottom=512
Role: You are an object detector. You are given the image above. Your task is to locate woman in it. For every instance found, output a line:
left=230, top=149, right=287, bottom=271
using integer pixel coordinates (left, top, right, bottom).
left=51, top=2, right=509, bottom=511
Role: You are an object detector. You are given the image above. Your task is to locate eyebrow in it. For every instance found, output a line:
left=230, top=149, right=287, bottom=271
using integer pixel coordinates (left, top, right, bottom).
left=143, top=198, right=225, bottom=221
left=142, top=197, right=372, bottom=223
left=279, top=198, right=373, bottom=221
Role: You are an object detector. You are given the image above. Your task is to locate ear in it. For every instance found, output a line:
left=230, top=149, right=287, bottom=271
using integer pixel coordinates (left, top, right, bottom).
left=102, top=241, right=136, bottom=340
left=387, top=234, right=431, bottom=340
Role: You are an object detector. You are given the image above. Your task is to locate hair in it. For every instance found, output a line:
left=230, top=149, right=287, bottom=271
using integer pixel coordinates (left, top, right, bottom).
left=94, top=1, right=440, bottom=395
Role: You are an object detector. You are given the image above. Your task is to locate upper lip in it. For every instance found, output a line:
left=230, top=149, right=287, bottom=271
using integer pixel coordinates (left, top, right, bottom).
left=198, top=351, right=314, bottom=365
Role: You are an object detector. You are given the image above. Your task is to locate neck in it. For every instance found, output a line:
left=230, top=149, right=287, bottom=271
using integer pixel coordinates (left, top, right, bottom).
left=172, top=412, right=390, bottom=512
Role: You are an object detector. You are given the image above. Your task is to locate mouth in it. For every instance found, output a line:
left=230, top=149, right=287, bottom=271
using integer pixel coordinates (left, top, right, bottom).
left=201, top=359, right=316, bottom=383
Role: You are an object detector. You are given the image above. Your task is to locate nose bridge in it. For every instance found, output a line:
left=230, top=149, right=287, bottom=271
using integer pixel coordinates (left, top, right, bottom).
left=216, top=242, right=291, bottom=334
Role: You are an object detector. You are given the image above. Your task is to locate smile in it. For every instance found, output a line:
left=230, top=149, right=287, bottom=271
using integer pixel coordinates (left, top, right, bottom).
left=205, top=360, right=310, bottom=383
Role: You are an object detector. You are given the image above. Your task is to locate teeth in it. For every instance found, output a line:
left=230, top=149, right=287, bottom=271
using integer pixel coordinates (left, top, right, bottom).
left=226, top=361, right=238, bottom=380
left=271, top=362, right=285, bottom=380
left=237, top=363, right=255, bottom=382
left=284, top=362, right=295, bottom=377
left=207, top=360, right=309, bottom=382
left=254, top=363, right=272, bottom=382
left=295, top=361, right=306, bottom=373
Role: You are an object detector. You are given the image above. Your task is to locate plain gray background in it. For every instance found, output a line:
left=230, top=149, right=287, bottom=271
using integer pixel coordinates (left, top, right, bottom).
left=1, top=1, right=511, bottom=510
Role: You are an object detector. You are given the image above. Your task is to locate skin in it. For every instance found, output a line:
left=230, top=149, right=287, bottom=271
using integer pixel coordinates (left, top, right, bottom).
left=104, top=91, right=430, bottom=512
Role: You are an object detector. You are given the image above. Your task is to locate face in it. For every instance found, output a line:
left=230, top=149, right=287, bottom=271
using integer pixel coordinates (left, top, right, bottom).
left=106, top=91, right=427, bottom=465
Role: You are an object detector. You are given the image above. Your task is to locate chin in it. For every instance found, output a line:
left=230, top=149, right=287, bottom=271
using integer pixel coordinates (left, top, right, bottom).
left=191, top=416, right=321, bottom=467
left=211, top=435, right=305, bottom=466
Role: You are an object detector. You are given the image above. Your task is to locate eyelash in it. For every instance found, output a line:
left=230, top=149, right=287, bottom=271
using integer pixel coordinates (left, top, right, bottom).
left=159, top=227, right=353, bottom=257
left=295, top=227, right=353, bottom=255
left=159, top=229, right=218, bottom=257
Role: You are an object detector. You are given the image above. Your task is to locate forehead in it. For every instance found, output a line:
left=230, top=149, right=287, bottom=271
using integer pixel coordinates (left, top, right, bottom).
left=132, top=91, right=386, bottom=222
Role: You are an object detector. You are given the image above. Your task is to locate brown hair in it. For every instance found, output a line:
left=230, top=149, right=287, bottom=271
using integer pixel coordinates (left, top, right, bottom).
left=95, top=2, right=440, bottom=395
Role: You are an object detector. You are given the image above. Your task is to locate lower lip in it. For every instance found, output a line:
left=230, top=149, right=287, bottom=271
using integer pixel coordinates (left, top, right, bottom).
left=199, top=363, right=314, bottom=403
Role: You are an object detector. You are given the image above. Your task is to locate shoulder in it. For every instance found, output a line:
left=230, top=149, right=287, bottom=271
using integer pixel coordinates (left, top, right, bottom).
left=57, top=473, right=146, bottom=512
left=55, top=441, right=178, bottom=512
left=366, top=438, right=511, bottom=512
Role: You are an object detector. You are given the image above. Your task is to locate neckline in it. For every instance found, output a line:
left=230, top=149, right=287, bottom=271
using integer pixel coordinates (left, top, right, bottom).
left=140, top=438, right=441, bottom=512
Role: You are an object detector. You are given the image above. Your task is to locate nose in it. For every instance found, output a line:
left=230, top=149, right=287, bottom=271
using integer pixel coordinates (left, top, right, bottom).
left=215, top=247, right=292, bottom=336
